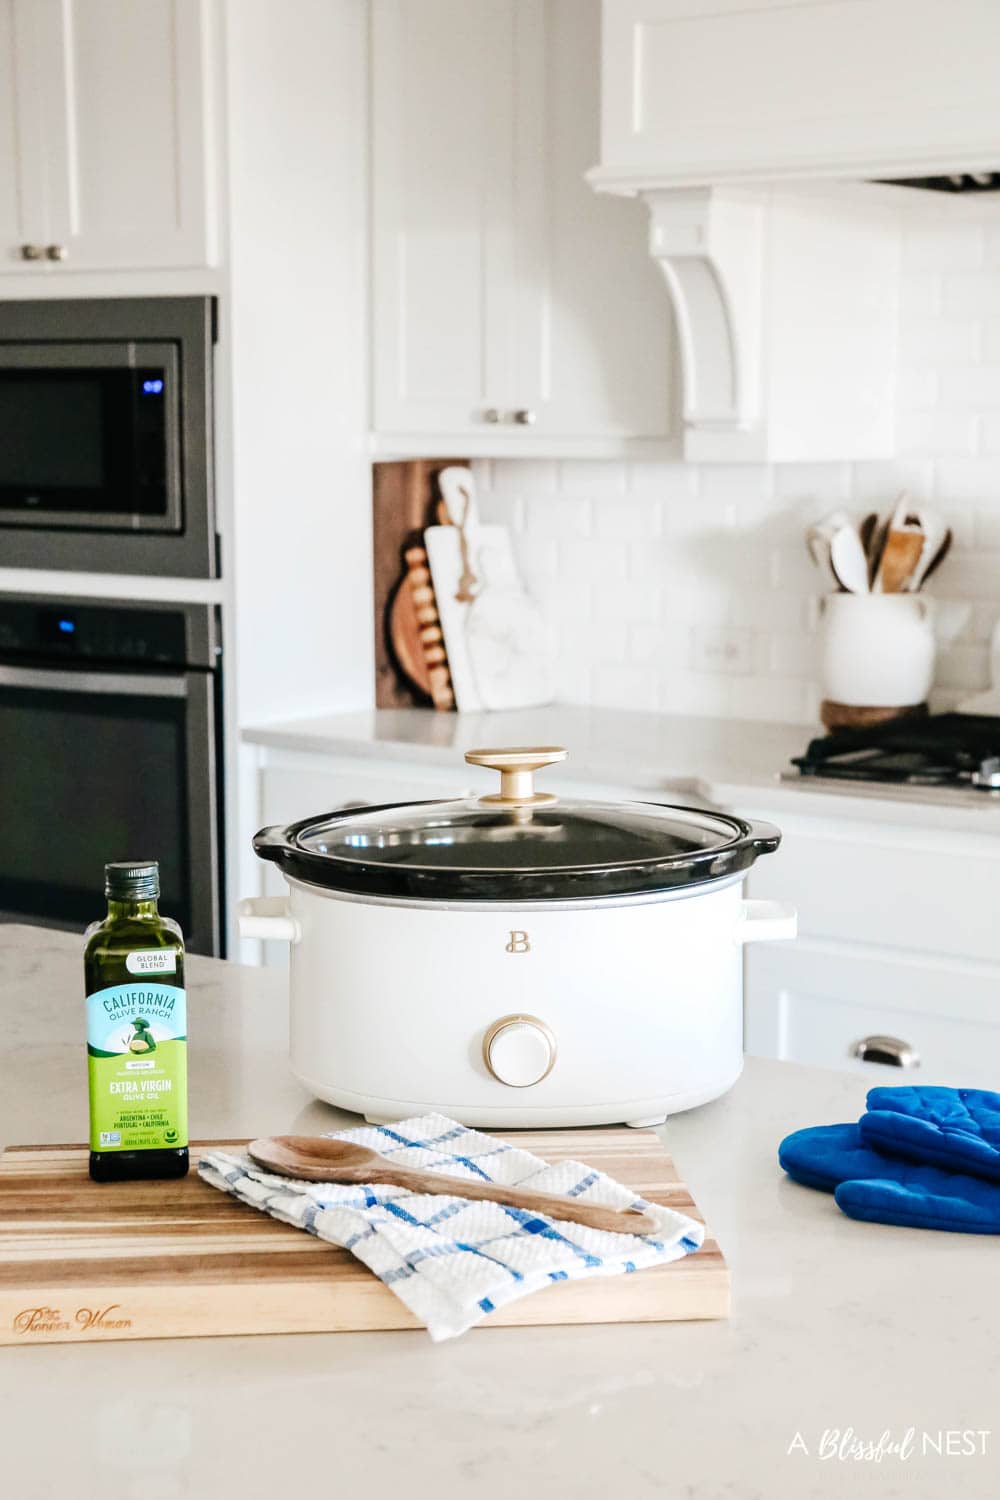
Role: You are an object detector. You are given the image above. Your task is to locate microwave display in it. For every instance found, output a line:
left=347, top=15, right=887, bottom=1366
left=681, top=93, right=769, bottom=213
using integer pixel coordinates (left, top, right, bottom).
left=0, top=367, right=171, bottom=520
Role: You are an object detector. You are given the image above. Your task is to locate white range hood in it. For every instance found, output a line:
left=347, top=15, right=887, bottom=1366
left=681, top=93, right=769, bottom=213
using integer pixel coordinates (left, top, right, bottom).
left=588, top=0, right=1000, bottom=463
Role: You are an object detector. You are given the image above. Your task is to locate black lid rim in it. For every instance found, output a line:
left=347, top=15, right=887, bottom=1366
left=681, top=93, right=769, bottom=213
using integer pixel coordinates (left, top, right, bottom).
left=252, top=799, right=782, bottom=903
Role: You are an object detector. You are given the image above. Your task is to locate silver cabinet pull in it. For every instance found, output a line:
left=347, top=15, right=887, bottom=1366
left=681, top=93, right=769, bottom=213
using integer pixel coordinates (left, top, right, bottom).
left=481, top=408, right=501, bottom=424
left=45, top=244, right=68, bottom=261
left=20, top=244, right=44, bottom=260
left=512, top=408, right=536, bottom=425
left=851, top=1035, right=920, bottom=1068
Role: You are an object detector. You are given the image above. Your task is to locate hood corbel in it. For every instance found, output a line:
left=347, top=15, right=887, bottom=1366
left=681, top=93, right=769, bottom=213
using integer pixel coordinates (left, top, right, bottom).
left=630, top=183, right=902, bottom=462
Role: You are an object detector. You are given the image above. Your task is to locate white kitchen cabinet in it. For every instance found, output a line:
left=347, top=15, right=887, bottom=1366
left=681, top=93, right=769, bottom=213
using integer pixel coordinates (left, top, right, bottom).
left=0, top=0, right=215, bottom=274
left=745, top=941, right=1000, bottom=1088
left=744, top=805, right=1000, bottom=1084
left=371, top=0, right=674, bottom=454
left=593, top=0, right=1000, bottom=192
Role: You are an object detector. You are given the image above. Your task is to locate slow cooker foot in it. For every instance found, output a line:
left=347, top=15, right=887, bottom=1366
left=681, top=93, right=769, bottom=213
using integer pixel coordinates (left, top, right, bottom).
left=625, top=1114, right=667, bottom=1129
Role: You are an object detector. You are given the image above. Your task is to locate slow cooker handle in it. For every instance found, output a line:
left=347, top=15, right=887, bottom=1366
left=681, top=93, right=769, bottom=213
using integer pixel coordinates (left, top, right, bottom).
left=735, top=900, right=797, bottom=944
left=747, top=821, right=782, bottom=855
left=237, top=896, right=300, bottom=944
left=252, top=824, right=289, bottom=863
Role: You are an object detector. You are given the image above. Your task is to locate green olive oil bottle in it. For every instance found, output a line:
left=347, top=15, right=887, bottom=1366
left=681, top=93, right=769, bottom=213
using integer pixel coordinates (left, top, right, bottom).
left=85, top=862, right=189, bottom=1182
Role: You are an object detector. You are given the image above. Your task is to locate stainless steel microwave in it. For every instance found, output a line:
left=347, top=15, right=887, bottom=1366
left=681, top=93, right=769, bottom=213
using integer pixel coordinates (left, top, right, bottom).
left=0, top=297, right=218, bottom=578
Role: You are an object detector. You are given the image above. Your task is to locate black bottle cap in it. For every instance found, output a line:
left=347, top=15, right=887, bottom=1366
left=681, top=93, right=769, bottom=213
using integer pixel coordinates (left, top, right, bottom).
left=105, top=861, right=159, bottom=901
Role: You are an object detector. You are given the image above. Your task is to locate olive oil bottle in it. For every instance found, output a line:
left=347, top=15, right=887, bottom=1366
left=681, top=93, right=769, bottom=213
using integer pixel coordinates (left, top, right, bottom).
left=85, top=862, right=189, bottom=1182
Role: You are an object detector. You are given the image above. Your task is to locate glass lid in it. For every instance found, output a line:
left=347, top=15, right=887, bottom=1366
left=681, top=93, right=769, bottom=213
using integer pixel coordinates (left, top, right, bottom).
left=253, top=746, right=782, bottom=902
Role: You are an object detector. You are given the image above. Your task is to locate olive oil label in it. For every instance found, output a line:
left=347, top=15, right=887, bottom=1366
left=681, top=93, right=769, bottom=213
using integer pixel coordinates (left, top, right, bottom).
left=87, top=983, right=188, bottom=1152
left=125, top=949, right=177, bottom=976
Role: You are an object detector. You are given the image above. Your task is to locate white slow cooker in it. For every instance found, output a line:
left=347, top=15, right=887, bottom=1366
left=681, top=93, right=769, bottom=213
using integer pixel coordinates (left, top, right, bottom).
left=238, top=746, right=796, bottom=1128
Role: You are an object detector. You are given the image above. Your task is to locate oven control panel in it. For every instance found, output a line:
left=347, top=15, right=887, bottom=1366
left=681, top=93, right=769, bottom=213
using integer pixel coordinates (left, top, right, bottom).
left=0, top=599, right=198, bottom=667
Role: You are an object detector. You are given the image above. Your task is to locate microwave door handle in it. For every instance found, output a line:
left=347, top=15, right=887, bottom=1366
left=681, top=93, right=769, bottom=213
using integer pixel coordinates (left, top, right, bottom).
left=0, top=664, right=188, bottom=697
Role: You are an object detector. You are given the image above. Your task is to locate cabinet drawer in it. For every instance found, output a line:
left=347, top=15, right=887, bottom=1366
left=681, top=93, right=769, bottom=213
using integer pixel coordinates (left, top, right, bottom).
left=746, top=941, right=1000, bottom=1088
left=748, top=826, right=1000, bottom=965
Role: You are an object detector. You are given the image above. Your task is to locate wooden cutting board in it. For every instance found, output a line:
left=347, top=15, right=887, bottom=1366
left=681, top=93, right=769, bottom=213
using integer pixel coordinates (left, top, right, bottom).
left=0, top=1129, right=729, bottom=1345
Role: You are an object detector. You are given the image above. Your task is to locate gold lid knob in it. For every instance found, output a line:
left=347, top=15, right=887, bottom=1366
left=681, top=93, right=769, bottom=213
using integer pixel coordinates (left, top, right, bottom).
left=464, top=746, right=567, bottom=807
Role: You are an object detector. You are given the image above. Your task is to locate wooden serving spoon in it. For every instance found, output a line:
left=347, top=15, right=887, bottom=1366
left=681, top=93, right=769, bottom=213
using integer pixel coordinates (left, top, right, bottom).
left=246, top=1135, right=658, bottom=1236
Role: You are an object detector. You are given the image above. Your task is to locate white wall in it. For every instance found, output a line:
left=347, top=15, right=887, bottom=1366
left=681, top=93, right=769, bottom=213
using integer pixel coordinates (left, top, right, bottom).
left=226, top=0, right=371, bottom=730
left=476, top=206, right=1000, bottom=724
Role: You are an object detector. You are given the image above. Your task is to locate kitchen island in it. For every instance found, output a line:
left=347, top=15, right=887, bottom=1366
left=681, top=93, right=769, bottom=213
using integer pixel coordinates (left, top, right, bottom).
left=1, top=924, right=997, bottom=1499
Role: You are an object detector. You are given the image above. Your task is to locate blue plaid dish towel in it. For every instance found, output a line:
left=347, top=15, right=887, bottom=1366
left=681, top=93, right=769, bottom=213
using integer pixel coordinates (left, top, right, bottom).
left=198, top=1113, right=705, bottom=1341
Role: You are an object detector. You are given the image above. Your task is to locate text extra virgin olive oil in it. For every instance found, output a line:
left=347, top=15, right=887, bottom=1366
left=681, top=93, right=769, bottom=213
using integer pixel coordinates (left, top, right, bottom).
left=85, top=862, right=189, bottom=1182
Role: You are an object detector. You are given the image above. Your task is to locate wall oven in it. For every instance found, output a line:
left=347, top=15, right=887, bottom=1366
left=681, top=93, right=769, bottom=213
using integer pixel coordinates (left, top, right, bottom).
left=0, top=297, right=217, bottom=577
left=0, top=594, right=224, bottom=955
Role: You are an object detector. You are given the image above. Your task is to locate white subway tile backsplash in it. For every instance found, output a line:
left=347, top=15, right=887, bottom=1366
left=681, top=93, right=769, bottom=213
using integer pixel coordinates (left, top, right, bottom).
left=896, top=409, right=980, bottom=456
left=901, top=222, right=986, bottom=271
left=899, top=317, right=983, bottom=365
left=935, top=645, right=992, bottom=693
left=690, top=625, right=753, bottom=676
left=593, top=571, right=662, bottom=626
left=938, top=366, right=1000, bottom=408
left=943, top=270, right=1000, bottom=319
left=767, top=631, right=819, bottom=679
left=556, top=534, right=628, bottom=580
left=898, top=272, right=944, bottom=318
left=933, top=455, right=1000, bottom=506
left=895, top=368, right=938, bottom=409
left=481, top=214, right=1000, bottom=726
left=521, top=494, right=593, bottom=539
left=626, top=460, right=698, bottom=500
left=729, top=675, right=810, bottom=724
left=592, top=496, right=663, bottom=541
left=591, top=662, right=660, bottom=711
left=979, top=415, right=1000, bottom=455
left=558, top=459, right=626, bottom=495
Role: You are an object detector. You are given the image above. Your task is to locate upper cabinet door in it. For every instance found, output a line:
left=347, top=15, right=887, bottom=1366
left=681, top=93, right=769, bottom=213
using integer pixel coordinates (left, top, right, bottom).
left=511, top=0, right=673, bottom=440
left=39, top=0, right=215, bottom=270
left=596, top=0, right=1000, bottom=188
left=372, top=0, right=674, bottom=449
left=373, top=0, right=517, bottom=437
left=0, top=0, right=48, bottom=269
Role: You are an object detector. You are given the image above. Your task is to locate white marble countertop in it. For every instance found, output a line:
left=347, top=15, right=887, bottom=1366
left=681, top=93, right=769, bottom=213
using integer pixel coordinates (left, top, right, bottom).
left=2, top=923, right=997, bottom=1498
left=242, top=704, right=1000, bottom=834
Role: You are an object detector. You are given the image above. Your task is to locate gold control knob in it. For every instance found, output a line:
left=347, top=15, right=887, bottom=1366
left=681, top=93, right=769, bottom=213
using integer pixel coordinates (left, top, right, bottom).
left=45, top=244, right=68, bottom=261
left=464, top=746, right=567, bottom=807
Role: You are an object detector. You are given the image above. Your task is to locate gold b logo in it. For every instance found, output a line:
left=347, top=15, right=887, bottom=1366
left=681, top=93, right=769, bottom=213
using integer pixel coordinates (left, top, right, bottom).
left=505, top=930, right=530, bottom=954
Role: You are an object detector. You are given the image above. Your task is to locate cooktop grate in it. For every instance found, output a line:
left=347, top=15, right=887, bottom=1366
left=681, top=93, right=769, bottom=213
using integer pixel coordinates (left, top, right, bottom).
left=790, top=714, right=1000, bottom=787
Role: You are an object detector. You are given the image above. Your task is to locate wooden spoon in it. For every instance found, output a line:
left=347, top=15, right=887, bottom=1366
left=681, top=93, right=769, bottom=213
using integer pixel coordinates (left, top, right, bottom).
left=874, top=528, right=925, bottom=593
left=246, top=1135, right=659, bottom=1236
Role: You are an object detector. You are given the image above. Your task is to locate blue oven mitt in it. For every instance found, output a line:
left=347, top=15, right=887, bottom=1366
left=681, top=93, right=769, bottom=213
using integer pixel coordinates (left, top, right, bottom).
left=859, top=1086, right=1000, bottom=1183
left=778, top=1122, right=1000, bottom=1233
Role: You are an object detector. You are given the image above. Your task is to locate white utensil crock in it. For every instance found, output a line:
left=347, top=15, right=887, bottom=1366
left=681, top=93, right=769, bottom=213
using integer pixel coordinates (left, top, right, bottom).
left=820, top=593, right=935, bottom=708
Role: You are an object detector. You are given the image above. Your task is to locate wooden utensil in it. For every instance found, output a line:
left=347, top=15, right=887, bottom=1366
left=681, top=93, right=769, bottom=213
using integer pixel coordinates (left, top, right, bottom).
left=247, top=1135, right=659, bottom=1236
left=873, top=527, right=926, bottom=593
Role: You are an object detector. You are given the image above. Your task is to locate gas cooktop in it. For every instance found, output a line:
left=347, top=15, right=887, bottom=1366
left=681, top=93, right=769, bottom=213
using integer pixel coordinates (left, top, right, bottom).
left=787, top=714, right=1000, bottom=791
